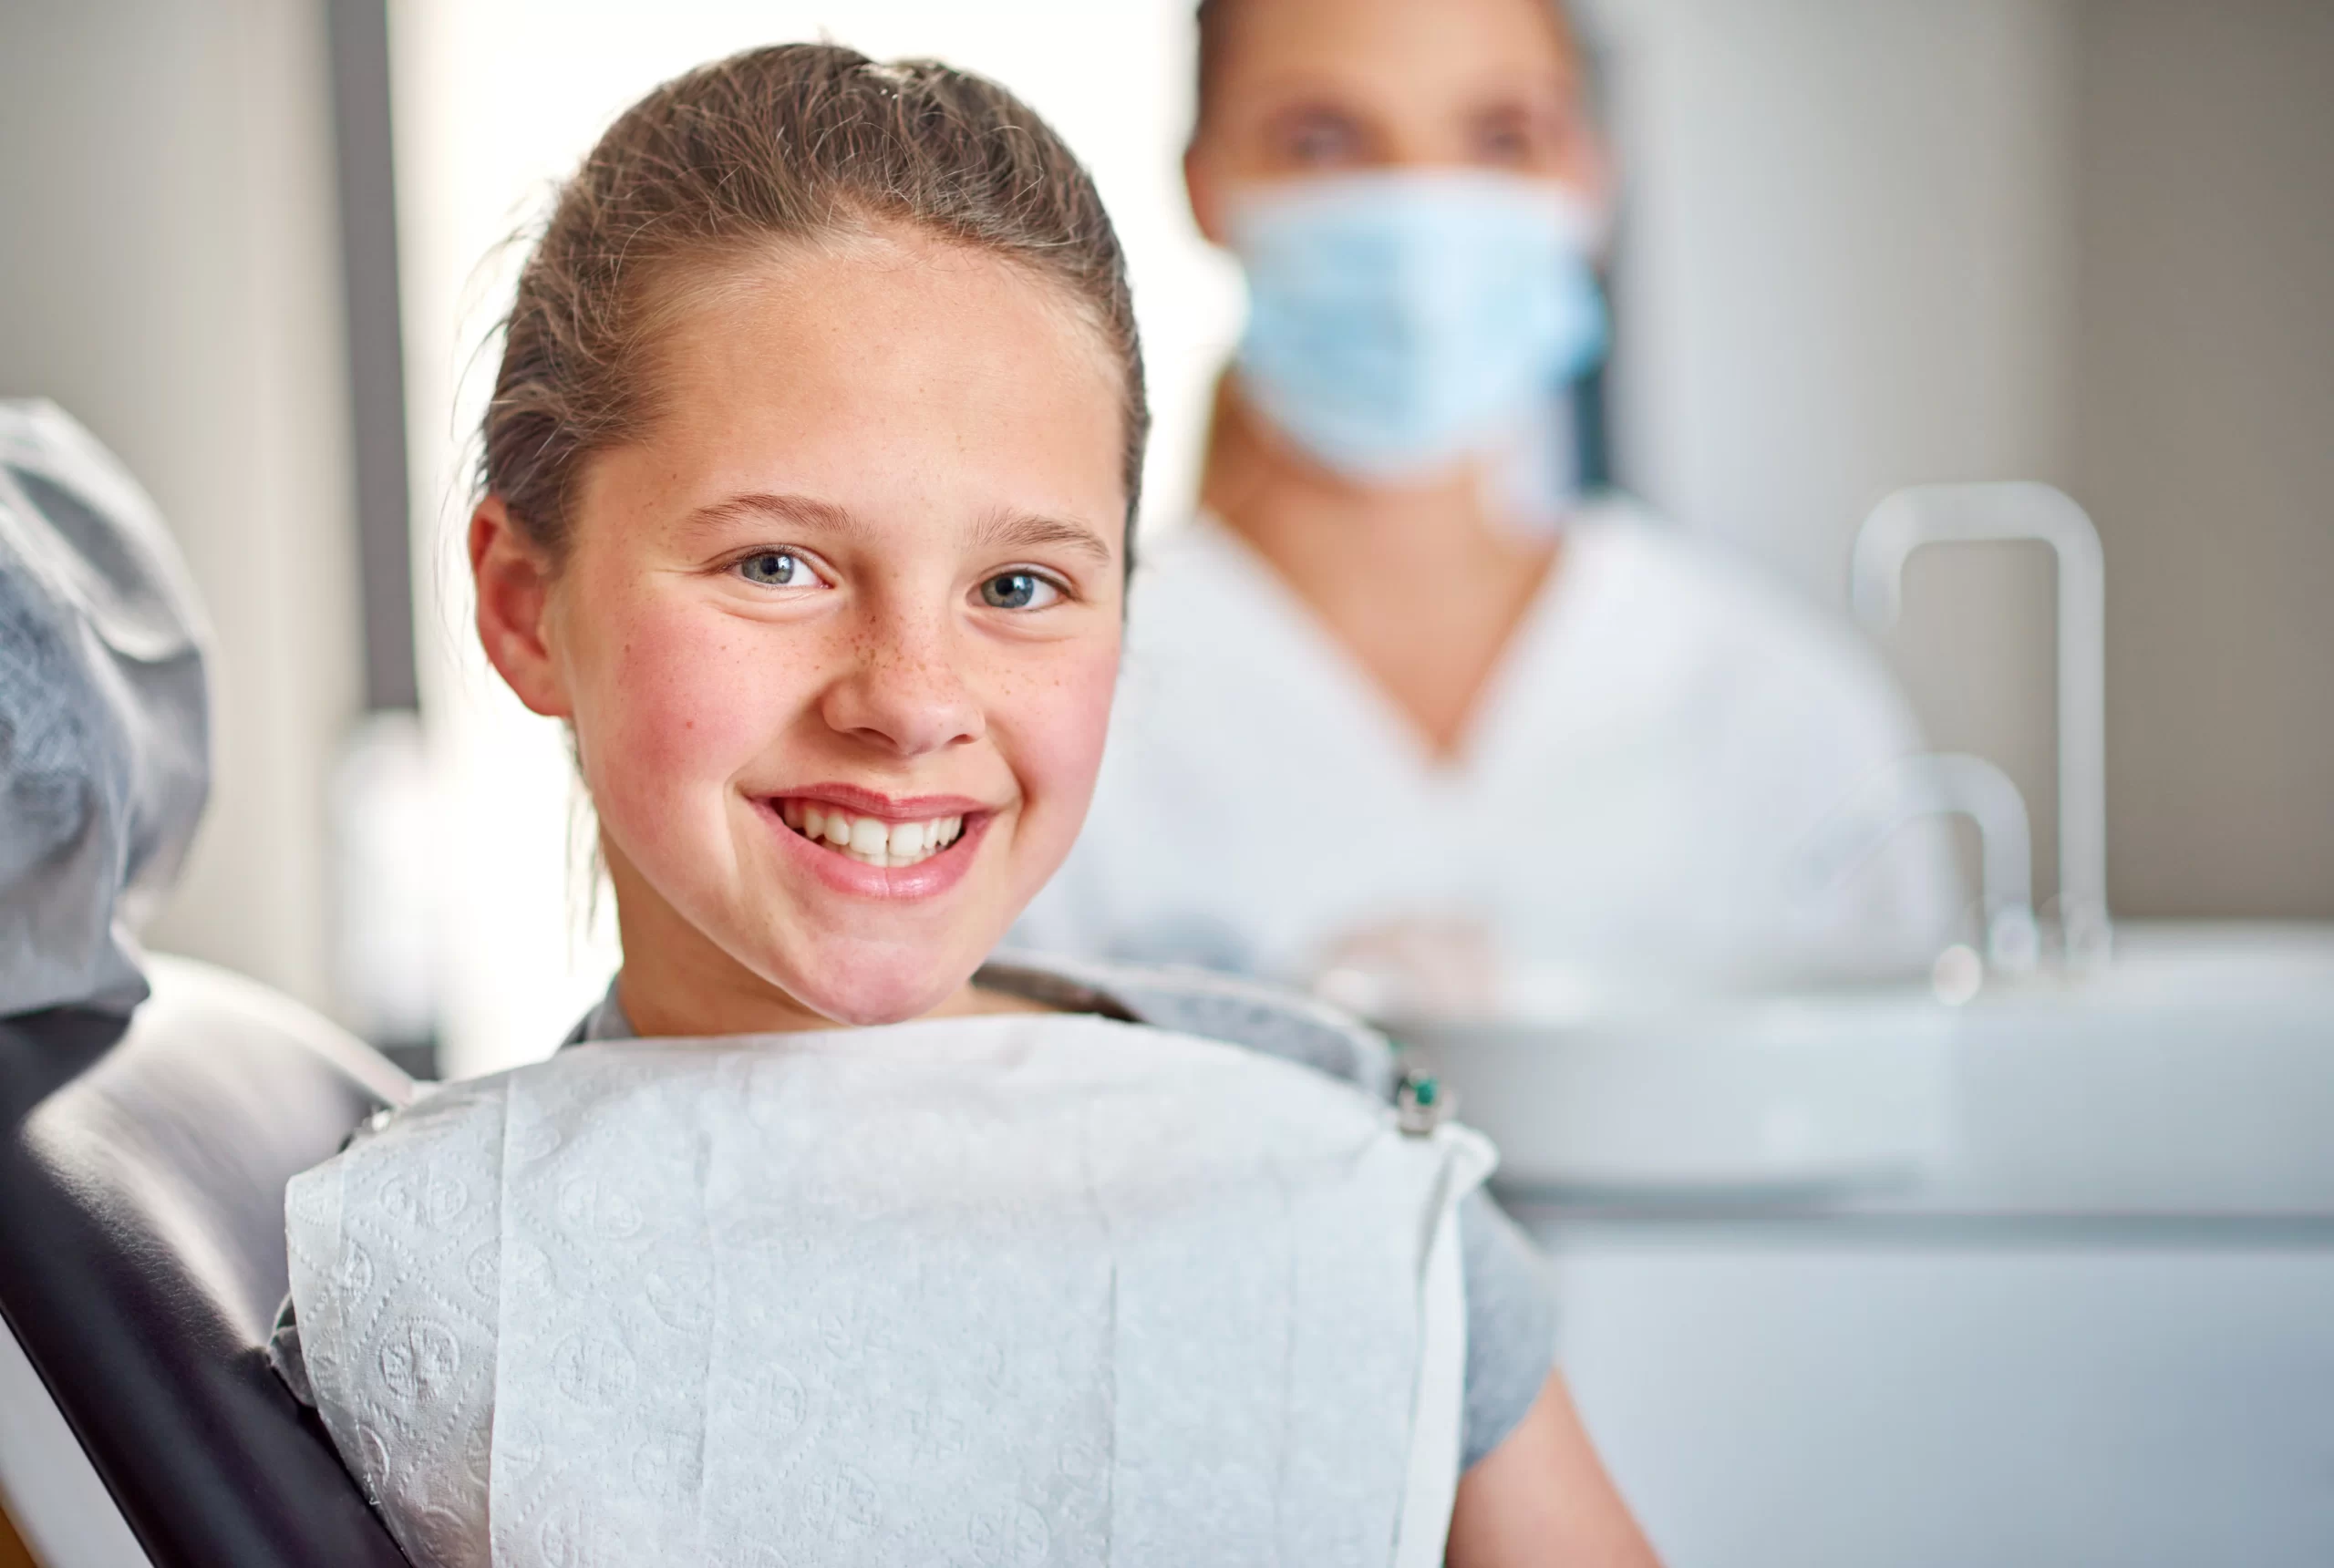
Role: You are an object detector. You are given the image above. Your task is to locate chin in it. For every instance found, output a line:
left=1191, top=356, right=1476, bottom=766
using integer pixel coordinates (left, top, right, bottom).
left=779, top=937, right=972, bottom=1027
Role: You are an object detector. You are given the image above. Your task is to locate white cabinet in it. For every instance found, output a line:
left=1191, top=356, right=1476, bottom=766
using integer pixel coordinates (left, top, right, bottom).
left=1527, top=1218, right=2334, bottom=1566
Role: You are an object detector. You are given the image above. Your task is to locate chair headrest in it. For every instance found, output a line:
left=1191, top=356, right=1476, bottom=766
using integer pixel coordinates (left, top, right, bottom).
left=0, top=956, right=411, bottom=1566
left=0, top=400, right=211, bottom=1017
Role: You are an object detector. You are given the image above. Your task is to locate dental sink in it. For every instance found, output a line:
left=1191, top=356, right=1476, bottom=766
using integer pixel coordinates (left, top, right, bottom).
left=1470, top=922, right=2334, bottom=1568
left=1938, top=922, right=2334, bottom=1214
left=1400, top=922, right=2334, bottom=1209
left=1500, top=488, right=2334, bottom=1563
left=1401, top=487, right=2334, bottom=1212
left=1399, top=990, right=1955, bottom=1193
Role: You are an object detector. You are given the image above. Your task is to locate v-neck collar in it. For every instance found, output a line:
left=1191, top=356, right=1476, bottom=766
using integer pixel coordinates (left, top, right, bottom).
left=1172, top=507, right=1626, bottom=790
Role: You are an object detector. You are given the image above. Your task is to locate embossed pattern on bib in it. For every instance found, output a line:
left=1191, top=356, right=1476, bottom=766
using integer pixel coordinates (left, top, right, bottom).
left=285, top=1014, right=1491, bottom=1566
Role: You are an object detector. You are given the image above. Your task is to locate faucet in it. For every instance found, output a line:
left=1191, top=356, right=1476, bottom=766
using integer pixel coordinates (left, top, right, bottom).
left=1799, top=752, right=2041, bottom=976
left=1850, top=483, right=2111, bottom=967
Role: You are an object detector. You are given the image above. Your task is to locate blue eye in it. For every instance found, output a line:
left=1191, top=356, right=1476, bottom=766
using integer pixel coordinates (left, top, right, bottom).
left=980, top=571, right=1060, bottom=610
left=737, top=551, right=815, bottom=587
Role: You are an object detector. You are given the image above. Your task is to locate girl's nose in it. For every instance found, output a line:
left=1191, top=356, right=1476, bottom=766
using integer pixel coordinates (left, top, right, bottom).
left=816, top=610, right=984, bottom=758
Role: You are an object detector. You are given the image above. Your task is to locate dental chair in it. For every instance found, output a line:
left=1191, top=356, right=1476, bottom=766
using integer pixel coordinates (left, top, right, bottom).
left=0, top=956, right=414, bottom=1568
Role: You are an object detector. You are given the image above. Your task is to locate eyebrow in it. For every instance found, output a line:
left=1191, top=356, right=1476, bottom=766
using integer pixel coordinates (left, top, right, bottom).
left=679, top=491, right=864, bottom=542
left=969, top=509, right=1117, bottom=567
left=684, top=491, right=1113, bottom=567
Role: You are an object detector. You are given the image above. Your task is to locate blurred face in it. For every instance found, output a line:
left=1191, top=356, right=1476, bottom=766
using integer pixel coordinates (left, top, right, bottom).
left=1185, top=0, right=1606, bottom=234
left=473, top=231, right=1127, bottom=1028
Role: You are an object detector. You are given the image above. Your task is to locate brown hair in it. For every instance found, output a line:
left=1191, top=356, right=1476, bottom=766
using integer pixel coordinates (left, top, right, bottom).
left=481, top=43, right=1148, bottom=567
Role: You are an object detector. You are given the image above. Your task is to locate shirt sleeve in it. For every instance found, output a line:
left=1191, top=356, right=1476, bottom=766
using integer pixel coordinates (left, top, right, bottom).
left=1458, top=1188, right=1558, bottom=1470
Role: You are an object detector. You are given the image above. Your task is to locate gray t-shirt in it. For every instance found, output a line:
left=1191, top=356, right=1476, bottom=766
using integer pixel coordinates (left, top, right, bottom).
left=563, top=953, right=1557, bottom=1470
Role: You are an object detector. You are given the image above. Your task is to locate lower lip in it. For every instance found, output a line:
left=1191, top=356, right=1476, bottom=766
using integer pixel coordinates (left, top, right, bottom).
left=758, top=800, right=991, bottom=902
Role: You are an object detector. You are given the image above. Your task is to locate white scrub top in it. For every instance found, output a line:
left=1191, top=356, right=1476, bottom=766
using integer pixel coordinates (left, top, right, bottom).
left=1017, top=501, right=1962, bottom=1001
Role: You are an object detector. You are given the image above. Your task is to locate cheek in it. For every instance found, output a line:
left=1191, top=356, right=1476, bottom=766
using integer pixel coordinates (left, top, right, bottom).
left=1003, top=634, right=1122, bottom=820
left=568, top=593, right=800, bottom=823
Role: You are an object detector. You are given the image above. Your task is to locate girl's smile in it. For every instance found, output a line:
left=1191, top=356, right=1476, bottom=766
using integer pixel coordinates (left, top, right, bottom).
left=764, top=788, right=989, bottom=895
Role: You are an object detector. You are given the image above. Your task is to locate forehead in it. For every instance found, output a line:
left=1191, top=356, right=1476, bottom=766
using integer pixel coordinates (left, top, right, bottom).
left=1207, top=0, right=1580, bottom=107
left=597, top=232, right=1126, bottom=541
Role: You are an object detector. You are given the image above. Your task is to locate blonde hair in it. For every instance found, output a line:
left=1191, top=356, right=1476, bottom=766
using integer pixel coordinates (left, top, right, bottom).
left=481, top=43, right=1148, bottom=566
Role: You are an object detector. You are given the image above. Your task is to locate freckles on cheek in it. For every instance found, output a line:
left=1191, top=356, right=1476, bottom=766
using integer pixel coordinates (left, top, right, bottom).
left=581, top=601, right=791, bottom=816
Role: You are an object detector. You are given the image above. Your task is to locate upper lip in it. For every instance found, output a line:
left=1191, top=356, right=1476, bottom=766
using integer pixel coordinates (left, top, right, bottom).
left=763, top=781, right=991, bottom=821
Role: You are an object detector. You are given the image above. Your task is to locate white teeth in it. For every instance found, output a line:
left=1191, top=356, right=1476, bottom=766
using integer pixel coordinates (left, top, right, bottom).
left=782, top=803, right=968, bottom=868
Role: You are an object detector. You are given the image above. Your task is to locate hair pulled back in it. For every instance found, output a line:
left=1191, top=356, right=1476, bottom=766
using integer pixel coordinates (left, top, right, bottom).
left=481, top=43, right=1148, bottom=563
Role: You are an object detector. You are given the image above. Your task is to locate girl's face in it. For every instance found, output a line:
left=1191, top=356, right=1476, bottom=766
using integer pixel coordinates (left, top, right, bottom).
left=473, top=232, right=1128, bottom=1029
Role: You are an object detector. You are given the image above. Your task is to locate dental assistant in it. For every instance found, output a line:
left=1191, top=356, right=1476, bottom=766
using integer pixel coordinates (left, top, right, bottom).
left=1017, top=0, right=1961, bottom=1008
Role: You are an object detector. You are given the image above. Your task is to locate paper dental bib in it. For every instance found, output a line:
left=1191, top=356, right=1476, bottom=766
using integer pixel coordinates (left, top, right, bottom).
left=284, top=1013, right=1493, bottom=1568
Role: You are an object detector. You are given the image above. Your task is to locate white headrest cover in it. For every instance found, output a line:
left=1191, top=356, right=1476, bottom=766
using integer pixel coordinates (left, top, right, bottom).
left=0, top=400, right=209, bottom=1016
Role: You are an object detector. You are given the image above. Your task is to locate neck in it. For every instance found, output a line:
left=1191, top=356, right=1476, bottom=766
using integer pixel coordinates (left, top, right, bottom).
left=1196, top=377, right=1563, bottom=759
left=612, top=908, right=832, bottom=1039
left=604, top=842, right=1042, bottom=1039
left=1203, top=377, right=1549, bottom=581
left=1199, top=376, right=1505, bottom=561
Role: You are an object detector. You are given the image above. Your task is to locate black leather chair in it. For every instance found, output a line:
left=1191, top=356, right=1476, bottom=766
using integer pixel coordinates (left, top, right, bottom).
left=0, top=956, right=415, bottom=1568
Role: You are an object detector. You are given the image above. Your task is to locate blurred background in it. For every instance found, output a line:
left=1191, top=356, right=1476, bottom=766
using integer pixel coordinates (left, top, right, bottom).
left=5, top=0, right=2327, bottom=1077
left=3, top=1, right=2330, bottom=1563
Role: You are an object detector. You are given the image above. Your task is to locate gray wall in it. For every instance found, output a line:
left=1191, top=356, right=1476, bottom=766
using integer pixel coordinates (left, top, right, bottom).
left=2071, top=0, right=2334, bottom=918
left=1594, top=0, right=2332, bottom=923
left=1593, top=0, right=2074, bottom=910
left=0, top=0, right=363, bottom=1007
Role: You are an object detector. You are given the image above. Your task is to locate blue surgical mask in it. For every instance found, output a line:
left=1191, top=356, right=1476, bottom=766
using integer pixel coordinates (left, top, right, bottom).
left=1227, top=170, right=1608, bottom=483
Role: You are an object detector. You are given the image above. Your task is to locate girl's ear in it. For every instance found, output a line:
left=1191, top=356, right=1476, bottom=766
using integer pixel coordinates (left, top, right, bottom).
left=470, top=495, right=572, bottom=718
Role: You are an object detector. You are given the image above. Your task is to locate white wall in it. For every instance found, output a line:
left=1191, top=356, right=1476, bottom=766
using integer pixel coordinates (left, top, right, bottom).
left=0, top=0, right=364, bottom=1010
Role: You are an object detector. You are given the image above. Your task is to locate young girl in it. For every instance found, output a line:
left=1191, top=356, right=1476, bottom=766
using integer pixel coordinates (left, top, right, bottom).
left=282, top=44, right=1655, bottom=1567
